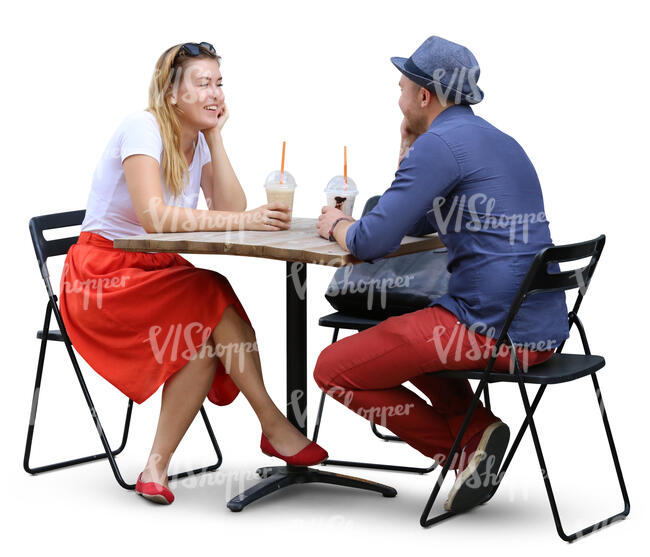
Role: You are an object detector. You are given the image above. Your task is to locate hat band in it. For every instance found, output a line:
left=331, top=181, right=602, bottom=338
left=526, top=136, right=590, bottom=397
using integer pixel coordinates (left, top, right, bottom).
left=404, top=57, right=435, bottom=83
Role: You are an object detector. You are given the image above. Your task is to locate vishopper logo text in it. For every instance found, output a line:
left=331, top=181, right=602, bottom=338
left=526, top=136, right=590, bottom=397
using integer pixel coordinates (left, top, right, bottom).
left=426, top=65, right=482, bottom=106
left=285, top=388, right=415, bottom=431
left=326, top=264, right=416, bottom=311
left=61, top=262, right=131, bottom=310
left=150, top=64, right=210, bottom=108
left=430, top=193, right=548, bottom=245
left=325, top=385, right=416, bottom=426
left=142, top=197, right=254, bottom=233
left=426, top=320, right=557, bottom=373
left=144, top=321, right=258, bottom=366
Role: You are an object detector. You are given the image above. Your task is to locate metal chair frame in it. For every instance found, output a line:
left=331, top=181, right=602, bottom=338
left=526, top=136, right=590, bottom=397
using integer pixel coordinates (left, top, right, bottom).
left=419, top=234, right=630, bottom=541
left=24, top=210, right=223, bottom=490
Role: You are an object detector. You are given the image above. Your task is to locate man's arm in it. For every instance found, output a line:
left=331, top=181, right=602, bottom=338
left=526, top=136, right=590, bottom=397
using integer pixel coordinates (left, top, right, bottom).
left=345, top=132, right=460, bottom=261
left=327, top=211, right=435, bottom=246
left=406, top=214, right=437, bottom=236
left=332, top=218, right=354, bottom=247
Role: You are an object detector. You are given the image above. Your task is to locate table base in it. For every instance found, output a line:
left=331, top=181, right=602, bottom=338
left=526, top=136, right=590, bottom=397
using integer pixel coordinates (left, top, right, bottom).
left=226, top=465, right=397, bottom=511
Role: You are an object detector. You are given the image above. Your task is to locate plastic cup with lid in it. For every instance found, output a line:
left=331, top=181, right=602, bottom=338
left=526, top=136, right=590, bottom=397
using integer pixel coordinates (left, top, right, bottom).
left=264, top=170, right=296, bottom=215
left=324, top=175, right=358, bottom=217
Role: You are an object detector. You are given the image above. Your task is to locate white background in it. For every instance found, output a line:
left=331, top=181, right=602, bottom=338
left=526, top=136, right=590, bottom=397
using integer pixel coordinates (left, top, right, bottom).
left=2, top=0, right=647, bottom=554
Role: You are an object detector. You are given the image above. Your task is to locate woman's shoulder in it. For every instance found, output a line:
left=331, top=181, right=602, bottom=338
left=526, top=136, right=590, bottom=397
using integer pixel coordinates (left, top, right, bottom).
left=120, top=109, right=160, bottom=131
left=115, top=109, right=163, bottom=164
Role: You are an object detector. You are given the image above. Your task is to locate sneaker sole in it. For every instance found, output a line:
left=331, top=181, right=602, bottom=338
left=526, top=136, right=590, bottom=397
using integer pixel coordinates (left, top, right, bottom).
left=444, top=421, right=510, bottom=513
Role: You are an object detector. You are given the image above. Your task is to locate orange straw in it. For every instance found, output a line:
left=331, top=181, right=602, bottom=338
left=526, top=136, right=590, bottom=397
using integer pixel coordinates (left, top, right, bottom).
left=344, top=145, right=348, bottom=189
left=280, top=141, right=286, bottom=184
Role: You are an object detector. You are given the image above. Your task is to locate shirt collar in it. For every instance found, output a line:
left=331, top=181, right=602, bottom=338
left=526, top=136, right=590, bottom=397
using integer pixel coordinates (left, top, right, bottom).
left=428, top=103, right=474, bottom=131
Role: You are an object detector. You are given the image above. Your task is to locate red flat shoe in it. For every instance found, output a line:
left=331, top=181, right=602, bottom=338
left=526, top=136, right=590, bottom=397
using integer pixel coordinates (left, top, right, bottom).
left=260, top=434, right=328, bottom=466
left=135, top=473, right=175, bottom=505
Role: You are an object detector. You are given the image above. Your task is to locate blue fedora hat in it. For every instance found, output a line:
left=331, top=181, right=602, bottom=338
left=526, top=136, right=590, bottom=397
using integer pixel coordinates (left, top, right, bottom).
left=391, top=36, right=484, bottom=104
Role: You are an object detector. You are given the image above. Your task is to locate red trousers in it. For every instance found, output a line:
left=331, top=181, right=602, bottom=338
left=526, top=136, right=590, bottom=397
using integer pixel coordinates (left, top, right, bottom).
left=313, top=305, right=554, bottom=468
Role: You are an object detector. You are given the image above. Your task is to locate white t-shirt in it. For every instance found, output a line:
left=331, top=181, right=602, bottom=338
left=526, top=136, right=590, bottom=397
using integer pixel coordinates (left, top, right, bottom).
left=81, top=110, right=211, bottom=244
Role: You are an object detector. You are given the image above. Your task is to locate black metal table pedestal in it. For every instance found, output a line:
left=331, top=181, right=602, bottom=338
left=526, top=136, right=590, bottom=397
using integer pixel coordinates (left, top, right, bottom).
left=227, top=466, right=396, bottom=511
left=226, top=262, right=398, bottom=511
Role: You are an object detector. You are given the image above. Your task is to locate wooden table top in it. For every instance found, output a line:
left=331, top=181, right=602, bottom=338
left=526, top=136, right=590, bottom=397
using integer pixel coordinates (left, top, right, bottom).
left=113, top=217, right=444, bottom=267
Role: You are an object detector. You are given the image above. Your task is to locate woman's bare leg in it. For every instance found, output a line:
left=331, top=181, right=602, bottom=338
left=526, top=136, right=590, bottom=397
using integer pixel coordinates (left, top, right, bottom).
left=211, top=305, right=312, bottom=456
left=140, top=305, right=314, bottom=486
left=140, top=342, right=217, bottom=487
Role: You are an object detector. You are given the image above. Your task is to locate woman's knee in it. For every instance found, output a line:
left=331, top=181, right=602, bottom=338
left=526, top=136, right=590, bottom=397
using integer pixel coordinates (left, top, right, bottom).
left=215, top=304, right=255, bottom=337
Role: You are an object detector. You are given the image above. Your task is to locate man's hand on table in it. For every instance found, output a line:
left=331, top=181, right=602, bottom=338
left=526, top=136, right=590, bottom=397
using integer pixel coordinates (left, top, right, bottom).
left=317, top=206, right=354, bottom=250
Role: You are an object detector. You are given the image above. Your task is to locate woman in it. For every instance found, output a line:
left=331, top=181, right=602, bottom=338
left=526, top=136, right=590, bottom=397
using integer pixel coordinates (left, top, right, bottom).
left=59, top=42, right=327, bottom=505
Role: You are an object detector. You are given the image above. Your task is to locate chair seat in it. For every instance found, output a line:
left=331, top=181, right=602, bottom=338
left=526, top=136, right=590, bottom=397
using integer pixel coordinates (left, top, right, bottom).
left=433, top=353, right=605, bottom=385
left=318, top=312, right=382, bottom=331
left=37, top=329, right=65, bottom=342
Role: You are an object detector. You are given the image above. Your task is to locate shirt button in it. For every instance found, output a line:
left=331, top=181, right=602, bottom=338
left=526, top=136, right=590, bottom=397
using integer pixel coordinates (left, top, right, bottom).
left=456, top=321, right=460, bottom=325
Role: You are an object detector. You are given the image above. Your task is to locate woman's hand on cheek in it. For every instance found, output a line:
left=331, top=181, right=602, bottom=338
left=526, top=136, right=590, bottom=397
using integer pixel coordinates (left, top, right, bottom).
left=202, top=103, right=229, bottom=141
left=216, top=103, right=229, bottom=131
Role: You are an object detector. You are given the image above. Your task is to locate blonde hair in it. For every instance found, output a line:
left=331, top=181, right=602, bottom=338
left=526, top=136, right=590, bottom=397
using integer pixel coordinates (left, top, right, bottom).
left=146, top=43, right=221, bottom=198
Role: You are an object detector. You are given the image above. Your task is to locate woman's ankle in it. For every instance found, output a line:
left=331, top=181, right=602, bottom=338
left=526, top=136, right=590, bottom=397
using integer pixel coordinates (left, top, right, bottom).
left=140, top=466, right=169, bottom=485
left=141, top=453, right=171, bottom=485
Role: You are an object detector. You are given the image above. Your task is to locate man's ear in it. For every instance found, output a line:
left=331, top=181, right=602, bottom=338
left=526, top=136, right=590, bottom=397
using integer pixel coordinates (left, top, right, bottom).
left=419, top=86, right=432, bottom=108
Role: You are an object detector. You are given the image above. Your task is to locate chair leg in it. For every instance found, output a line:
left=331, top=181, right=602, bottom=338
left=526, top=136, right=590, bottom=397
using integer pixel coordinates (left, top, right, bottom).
left=483, top=383, right=491, bottom=411
left=518, top=375, right=630, bottom=542
left=481, top=384, right=547, bottom=506
left=311, top=327, right=339, bottom=443
left=167, top=405, right=223, bottom=482
left=312, top=386, right=328, bottom=444
left=420, top=378, right=489, bottom=527
left=370, top=421, right=405, bottom=442
left=24, top=298, right=224, bottom=490
left=420, top=373, right=631, bottom=539
left=24, top=303, right=123, bottom=486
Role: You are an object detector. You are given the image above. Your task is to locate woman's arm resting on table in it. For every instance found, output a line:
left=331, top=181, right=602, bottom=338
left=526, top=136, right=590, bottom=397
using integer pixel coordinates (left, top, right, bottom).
left=123, top=154, right=289, bottom=233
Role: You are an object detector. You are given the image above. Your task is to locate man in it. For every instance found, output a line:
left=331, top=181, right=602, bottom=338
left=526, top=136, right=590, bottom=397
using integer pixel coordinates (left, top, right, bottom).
left=314, top=36, right=569, bottom=512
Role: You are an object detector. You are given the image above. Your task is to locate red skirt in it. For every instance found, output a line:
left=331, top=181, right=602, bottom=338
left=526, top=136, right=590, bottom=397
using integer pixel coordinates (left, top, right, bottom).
left=59, top=231, right=250, bottom=406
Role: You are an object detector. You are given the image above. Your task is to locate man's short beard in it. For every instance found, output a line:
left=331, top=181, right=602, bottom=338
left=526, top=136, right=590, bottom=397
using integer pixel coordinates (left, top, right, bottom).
left=405, top=111, right=429, bottom=135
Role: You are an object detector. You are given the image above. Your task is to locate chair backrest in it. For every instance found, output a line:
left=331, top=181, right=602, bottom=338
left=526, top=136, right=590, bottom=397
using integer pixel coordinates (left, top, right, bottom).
left=361, top=195, right=380, bottom=217
left=29, top=210, right=85, bottom=282
left=496, top=234, right=606, bottom=349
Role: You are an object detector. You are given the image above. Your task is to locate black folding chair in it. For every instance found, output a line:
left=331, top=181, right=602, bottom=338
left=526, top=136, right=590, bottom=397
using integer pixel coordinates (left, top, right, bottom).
left=24, top=210, right=223, bottom=490
left=419, top=234, right=630, bottom=541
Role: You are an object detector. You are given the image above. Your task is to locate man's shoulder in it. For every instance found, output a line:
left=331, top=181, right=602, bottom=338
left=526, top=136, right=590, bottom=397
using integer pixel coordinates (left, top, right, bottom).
left=433, top=107, right=495, bottom=135
left=431, top=109, right=519, bottom=153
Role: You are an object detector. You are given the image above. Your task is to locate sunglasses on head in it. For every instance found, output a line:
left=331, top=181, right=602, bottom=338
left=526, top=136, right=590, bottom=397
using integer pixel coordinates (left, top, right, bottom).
left=174, top=42, right=216, bottom=63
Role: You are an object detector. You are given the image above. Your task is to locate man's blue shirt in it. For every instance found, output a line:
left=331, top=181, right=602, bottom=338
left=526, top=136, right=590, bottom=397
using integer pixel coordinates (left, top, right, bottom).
left=345, top=104, right=569, bottom=348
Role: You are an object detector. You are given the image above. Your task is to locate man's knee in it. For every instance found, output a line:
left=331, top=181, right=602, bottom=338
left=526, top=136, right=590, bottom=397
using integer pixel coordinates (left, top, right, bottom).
left=313, top=342, right=344, bottom=392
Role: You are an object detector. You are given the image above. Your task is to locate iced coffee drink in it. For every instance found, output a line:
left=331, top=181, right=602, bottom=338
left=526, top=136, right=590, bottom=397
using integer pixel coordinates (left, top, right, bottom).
left=325, top=175, right=358, bottom=217
left=264, top=170, right=296, bottom=214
